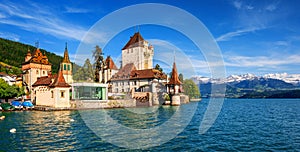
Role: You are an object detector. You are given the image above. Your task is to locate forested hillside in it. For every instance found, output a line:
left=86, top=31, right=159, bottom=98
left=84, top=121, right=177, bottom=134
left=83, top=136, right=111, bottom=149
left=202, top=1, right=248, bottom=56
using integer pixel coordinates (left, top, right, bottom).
left=0, top=38, right=64, bottom=74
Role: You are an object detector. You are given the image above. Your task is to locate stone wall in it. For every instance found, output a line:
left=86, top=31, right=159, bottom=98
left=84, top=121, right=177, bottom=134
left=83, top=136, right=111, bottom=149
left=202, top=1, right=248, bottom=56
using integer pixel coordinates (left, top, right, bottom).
left=73, top=99, right=136, bottom=109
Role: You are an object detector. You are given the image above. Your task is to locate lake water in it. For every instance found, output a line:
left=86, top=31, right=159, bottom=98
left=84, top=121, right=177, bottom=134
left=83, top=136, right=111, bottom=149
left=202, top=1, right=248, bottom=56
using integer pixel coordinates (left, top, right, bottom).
left=0, top=99, right=299, bottom=151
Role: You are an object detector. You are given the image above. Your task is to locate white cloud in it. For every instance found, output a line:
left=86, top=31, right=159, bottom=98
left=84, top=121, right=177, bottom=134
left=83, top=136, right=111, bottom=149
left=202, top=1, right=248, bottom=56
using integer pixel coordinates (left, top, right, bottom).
left=224, top=54, right=300, bottom=68
left=0, top=32, right=20, bottom=41
left=216, top=27, right=264, bottom=42
left=65, top=6, right=90, bottom=13
left=265, top=3, right=278, bottom=11
left=233, top=1, right=242, bottom=10
left=0, top=1, right=88, bottom=41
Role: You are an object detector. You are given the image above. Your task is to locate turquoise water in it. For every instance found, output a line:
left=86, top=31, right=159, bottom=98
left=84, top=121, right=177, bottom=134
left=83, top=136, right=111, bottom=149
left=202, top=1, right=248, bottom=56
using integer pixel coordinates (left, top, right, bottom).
left=0, top=99, right=299, bottom=151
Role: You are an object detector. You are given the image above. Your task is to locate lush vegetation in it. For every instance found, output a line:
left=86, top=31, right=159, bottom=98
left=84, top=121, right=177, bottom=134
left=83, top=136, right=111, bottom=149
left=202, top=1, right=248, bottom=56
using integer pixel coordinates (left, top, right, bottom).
left=0, top=37, right=65, bottom=74
left=183, top=79, right=201, bottom=99
left=0, top=78, right=25, bottom=102
left=73, top=59, right=94, bottom=82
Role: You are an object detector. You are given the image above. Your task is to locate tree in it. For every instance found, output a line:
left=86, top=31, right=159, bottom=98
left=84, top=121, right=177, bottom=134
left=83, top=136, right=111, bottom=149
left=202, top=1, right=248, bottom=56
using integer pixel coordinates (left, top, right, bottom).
left=154, top=64, right=163, bottom=72
left=0, top=78, right=24, bottom=102
left=182, top=79, right=200, bottom=99
left=179, top=73, right=184, bottom=82
left=73, top=58, right=94, bottom=82
left=93, top=45, right=104, bottom=82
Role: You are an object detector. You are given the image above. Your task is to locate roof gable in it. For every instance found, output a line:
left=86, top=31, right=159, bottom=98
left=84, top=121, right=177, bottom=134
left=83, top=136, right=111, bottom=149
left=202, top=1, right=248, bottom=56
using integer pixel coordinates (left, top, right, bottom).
left=122, top=32, right=145, bottom=50
left=49, top=70, right=71, bottom=88
left=105, top=56, right=118, bottom=70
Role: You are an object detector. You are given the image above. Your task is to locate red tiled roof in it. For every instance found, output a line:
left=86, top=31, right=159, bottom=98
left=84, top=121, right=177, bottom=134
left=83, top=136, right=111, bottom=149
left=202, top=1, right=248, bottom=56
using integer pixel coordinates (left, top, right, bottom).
left=111, top=63, right=136, bottom=80
left=130, top=69, right=167, bottom=80
left=168, top=62, right=182, bottom=85
left=32, top=74, right=56, bottom=87
left=22, top=48, right=51, bottom=65
left=49, top=70, right=71, bottom=88
left=122, top=32, right=145, bottom=50
left=105, top=56, right=118, bottom=70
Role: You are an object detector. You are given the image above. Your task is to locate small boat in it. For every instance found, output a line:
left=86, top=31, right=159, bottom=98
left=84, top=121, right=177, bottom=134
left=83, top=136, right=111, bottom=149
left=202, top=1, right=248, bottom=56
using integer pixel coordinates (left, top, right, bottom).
left=0, top=103, right=15, bottom=111
left=11, top=100, right=23, bottom=110
left=22, top=101, right=34, bottom=109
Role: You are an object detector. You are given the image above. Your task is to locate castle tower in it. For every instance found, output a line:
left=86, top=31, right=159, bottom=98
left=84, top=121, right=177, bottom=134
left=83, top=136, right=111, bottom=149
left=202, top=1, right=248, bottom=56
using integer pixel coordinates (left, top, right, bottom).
left=25, top=49, right=32, bottom=62
left=61, top=43, right=73, bottom=84
left=121, top=32, right=154, bottom=70
left=22, top=47, right=52, bottom=96
left=166, top=61, right=182, bottom=106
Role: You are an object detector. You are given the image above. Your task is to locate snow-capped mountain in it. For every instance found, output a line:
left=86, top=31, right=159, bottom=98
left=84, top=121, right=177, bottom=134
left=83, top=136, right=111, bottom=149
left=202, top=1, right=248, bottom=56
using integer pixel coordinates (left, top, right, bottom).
left=191, top=73, right=300, bottom=85
left=263, top=73, right=300, bottom=85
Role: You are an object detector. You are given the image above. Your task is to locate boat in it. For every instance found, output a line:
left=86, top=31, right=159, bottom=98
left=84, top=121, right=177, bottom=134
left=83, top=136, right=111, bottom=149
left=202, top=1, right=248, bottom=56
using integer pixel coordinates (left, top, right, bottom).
left=11, top=100, right=23, bottom=110
left=22, top=101, right=34, bottom=109
left=0, top=103, right=15, bottom=111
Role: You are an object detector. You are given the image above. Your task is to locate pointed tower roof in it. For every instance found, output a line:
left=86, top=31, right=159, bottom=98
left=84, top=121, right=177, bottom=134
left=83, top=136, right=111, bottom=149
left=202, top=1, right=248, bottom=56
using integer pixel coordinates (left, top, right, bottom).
left=168, top=62, right=182, bottom=85
left=49, top=69, right=71, bottom=88
left=105, top=56, right=118, bottom=70
left=26, top=49, right=32, bottom=57
left=122, top=32, right=145, bottom=50
left=62, top=43, right=71, bottom=63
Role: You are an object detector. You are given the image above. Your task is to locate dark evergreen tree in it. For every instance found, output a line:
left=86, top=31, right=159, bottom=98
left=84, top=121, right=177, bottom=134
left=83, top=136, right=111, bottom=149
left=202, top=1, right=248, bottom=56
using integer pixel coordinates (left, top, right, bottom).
left=93, top=45, right=104, bottom=82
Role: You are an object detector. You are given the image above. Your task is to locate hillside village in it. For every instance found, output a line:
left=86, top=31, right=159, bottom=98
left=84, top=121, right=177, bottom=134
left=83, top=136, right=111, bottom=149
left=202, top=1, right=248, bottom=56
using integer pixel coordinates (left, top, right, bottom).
left=0, top=32, right=190, bottom=110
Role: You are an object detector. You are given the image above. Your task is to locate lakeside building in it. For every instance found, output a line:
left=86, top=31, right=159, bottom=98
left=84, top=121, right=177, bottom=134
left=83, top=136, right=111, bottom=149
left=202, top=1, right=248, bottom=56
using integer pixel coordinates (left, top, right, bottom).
left=23, top=45, right=73, bottom=108
left=102, top=32, right=167, bottom=94
left=22, top=48, right=51, bottom=96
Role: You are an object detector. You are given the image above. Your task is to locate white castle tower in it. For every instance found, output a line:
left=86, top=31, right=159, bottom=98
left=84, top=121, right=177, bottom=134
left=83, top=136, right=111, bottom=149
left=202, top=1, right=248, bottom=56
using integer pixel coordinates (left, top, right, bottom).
left=121, top=32, right=154, bottom=70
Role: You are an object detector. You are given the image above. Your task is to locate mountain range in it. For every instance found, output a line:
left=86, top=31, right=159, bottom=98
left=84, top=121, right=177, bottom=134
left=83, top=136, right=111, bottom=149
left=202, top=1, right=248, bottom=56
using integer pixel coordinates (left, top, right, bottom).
left=191, top=73, right=300, bottom=98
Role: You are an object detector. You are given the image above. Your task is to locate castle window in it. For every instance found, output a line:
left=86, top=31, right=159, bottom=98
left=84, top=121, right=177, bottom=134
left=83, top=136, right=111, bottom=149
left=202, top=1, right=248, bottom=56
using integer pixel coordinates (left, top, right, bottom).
left=131, top=49, right=133, bottom=53
left=60, top=91, right=65, bottom=98
left=67, top=65, right=70, bottom=71
left=64, top=64, right=67, bottom=70
left=36, top=70, right=39, bottom=74
left=51, top=91, right=53, bottom=98
left=43, top=71, right=45, bottom=75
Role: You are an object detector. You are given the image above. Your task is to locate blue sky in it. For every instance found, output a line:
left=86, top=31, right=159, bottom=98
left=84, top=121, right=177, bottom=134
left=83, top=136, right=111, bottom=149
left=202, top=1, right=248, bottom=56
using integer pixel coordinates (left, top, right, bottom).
left=0, top=0, right=300, bottom=78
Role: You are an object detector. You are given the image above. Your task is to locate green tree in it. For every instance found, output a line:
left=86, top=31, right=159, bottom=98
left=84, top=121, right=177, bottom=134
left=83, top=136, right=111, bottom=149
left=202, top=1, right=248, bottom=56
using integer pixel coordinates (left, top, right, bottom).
left=179, top=73, right=184, bottom=82
left=73, top=59, right=94, bottom=82
left=183, top=79, right=200, bottom=99
left=154, top=64, right=163, bottom=72
left=0, top=78, right=24, bottom=102
left=93, top=45, right=104, bottom=82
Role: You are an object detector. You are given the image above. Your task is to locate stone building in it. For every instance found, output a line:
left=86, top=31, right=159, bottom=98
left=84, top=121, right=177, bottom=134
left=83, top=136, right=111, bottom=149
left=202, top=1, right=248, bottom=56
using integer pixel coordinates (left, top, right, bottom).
left=121, top=32, right=154, bottom=70
left=99, top=56, right=118, bottom=84
left=22, top=45, right=73, bottom=107
left=108, top=32, right=167, bottom=94
left=22, top=48, right=52, bottom=96
left=32, top=69, right=71, bottom=108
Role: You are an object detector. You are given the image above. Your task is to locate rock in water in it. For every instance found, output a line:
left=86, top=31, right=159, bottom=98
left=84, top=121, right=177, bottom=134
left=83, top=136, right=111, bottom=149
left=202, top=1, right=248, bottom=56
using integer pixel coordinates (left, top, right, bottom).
left=10, top=128, right=16, bottom=133
left=0, top=116, right=5, bottom=120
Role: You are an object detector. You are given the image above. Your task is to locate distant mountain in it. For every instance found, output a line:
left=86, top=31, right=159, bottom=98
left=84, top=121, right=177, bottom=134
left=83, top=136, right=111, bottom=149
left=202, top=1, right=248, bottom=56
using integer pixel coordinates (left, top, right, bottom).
left=192, top=73, right=300, bottom=98
left=0, top=37, right=66, bottom=74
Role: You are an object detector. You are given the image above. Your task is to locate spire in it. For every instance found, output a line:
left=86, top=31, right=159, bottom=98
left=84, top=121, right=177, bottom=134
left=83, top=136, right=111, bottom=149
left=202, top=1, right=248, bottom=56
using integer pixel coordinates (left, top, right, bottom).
left=168, top=61, right=182, bottom=85
left=49, top=67, right=70, bottom=88
left=62, top=42, right=71, bottom=63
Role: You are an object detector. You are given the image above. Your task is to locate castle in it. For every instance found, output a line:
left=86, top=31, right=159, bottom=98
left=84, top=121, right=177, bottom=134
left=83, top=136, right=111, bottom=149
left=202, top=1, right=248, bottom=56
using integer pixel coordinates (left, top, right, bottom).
left=20, top=31, right=184, bottom=108
left=22, top=44, right=72, bottom=108
left=100, top=32, right=167, bottom=95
